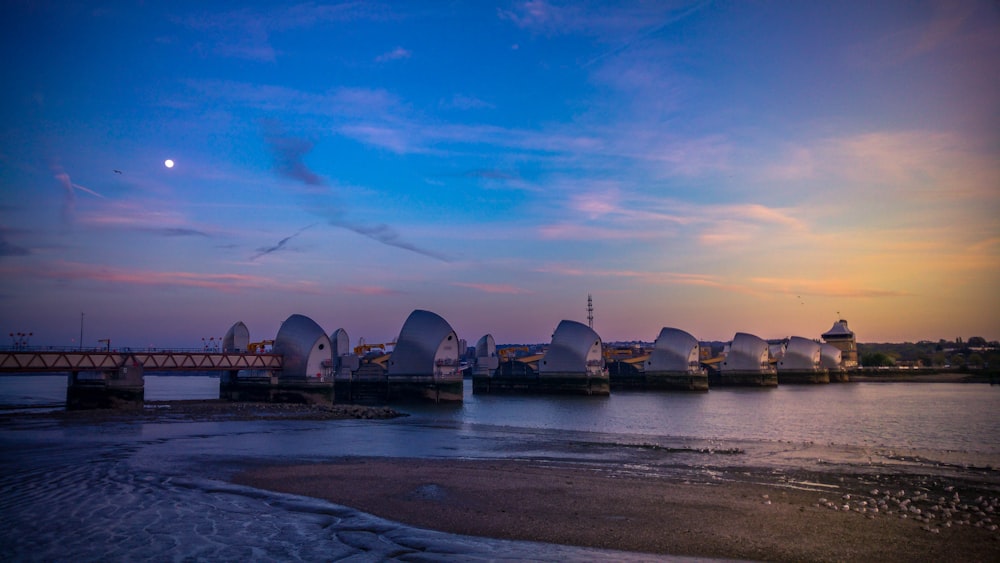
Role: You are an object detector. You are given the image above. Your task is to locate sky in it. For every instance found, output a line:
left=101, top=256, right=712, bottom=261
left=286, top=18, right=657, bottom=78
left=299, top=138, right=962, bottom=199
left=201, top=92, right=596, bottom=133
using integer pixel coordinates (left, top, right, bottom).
left=1, top=1, right=998, bottom=349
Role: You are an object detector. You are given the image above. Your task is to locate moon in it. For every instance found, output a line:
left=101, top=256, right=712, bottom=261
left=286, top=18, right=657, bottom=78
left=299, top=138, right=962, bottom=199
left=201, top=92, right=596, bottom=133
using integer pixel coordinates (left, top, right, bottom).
left=164, top=159, right=175, bottom=168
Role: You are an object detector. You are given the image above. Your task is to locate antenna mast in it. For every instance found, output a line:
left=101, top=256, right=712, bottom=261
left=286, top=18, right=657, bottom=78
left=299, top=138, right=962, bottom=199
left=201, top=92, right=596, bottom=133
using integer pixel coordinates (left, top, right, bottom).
left=587, top=294, right=594, bottom=329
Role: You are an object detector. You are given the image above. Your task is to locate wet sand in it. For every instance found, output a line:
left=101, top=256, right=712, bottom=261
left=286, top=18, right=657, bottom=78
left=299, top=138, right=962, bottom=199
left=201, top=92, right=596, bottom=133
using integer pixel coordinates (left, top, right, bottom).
left=235, top=457, right=1000, bottom=562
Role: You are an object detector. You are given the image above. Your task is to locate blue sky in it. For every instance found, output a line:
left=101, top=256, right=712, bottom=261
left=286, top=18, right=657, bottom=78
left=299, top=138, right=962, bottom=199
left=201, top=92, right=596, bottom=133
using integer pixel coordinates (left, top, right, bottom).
left=1, top=1, right=998, bottom=348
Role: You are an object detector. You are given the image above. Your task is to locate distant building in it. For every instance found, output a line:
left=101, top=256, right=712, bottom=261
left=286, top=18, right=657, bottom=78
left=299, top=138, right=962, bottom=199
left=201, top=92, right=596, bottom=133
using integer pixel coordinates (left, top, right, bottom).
left=821, top=319, right=858, bottom=369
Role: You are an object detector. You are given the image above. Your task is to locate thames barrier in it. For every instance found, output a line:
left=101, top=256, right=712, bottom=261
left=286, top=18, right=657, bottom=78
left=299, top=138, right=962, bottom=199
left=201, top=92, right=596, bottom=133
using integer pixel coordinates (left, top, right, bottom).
left=0, top=311, right=860, bottom=409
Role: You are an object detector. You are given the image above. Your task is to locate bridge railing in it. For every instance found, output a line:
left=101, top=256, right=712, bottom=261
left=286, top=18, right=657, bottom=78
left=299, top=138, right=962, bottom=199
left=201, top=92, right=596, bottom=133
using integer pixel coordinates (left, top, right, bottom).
left=0, top=350, right=283, bottom=373
left=0, top=346, right=255, bottom=354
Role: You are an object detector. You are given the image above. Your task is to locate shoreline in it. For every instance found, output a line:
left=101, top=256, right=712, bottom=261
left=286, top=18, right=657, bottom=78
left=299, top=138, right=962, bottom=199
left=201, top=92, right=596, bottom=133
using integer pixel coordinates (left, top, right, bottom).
left=0, top=399, right=405, bottom=423
left=234, top=457, right=1000, bottom=562
left=848, top=371, right=994, bottom=383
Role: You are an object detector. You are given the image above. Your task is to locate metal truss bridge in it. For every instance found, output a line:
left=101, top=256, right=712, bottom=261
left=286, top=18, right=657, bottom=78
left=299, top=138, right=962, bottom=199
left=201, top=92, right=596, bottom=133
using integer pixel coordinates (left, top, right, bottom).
left=0, top=350, right=282, bottom=373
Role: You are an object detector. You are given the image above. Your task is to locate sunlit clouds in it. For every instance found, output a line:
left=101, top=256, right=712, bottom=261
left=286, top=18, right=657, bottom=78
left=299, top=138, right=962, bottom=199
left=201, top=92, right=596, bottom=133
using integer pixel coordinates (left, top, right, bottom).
left=1, top=1, right=997, bottom=347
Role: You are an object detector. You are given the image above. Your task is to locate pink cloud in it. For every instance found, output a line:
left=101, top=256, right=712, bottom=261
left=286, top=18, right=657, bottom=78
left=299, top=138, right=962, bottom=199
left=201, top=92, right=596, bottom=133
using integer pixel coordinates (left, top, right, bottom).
left=0, top=261, right=321, bottom=294
left=340, top=285, right=403, bottom=296
left=451, top=282, right=532, bottom=295
left=750, top=277, right=911, bottom=299
left=537, top=223, right=656, bottom=240
left=76, top=201, right=213, bottom=237
left=535, top=264, right=767, bottom=296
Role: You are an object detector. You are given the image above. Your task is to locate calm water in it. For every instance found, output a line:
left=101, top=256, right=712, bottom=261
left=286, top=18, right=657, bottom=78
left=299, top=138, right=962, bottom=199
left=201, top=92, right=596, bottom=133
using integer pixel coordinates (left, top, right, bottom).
left=3, top=375, right=1000, bottom=454
left=2, top=375, right=999, bottom=561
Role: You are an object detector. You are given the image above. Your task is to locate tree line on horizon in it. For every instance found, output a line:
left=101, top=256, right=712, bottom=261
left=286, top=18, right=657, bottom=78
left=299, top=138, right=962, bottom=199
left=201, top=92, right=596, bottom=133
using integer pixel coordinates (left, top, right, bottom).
left=858, top=336, right=998, bottom=369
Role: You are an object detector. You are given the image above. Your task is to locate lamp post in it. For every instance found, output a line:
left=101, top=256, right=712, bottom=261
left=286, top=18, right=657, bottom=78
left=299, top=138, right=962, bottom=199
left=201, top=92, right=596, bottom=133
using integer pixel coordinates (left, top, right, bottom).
left=202, top=337, right=220, bottom=352
left=9, top=332, right=33, bottom=350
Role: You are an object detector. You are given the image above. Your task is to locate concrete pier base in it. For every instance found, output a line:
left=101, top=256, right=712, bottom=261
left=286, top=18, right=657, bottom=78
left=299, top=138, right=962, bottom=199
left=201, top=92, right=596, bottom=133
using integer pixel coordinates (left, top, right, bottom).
left=335, top=376, right=463, bottom=403
left=390, top=376, right=464, bottom=403
left=828, top=370, right=850, bottom=382
left=334, top=378, right=388, bottom=404
left=220, top=372, right=333, bottom=405
left=473, top=374, right=610, bottom=395
left=66, top=361, right=144, bottom=410
left=777, top=370, right=830, bottom=384
left=710, top=371, right=778, bottom=387
left=645, top=371, right=710, bottom=391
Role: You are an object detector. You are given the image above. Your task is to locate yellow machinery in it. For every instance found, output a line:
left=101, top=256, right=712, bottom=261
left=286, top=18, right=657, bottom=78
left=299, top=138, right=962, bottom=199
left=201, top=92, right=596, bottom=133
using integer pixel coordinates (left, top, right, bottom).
left=247, top=340, right=274, bottom=353
left=603, top=346, right=644, bottom=360
left=497, top=346, right=529, bottom=361
left=354, top=338, right=395, bottom=356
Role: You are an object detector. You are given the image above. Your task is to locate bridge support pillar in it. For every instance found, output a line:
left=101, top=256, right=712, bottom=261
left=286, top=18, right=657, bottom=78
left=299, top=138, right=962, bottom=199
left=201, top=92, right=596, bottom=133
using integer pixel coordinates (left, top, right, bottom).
left=66, top=361, right=144, bottom=410
left=220, top=373, right=333, bottom=405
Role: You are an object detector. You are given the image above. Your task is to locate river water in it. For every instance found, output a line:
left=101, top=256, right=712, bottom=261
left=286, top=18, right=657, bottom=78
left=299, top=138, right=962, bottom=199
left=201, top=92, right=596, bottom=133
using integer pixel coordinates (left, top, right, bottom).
left=2, top=375, right=999, bottom=561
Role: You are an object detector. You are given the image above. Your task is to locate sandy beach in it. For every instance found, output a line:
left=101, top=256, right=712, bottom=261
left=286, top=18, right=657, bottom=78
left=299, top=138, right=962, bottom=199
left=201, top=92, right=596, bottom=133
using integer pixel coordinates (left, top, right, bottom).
left=235, top=457, right=1000, bottom=562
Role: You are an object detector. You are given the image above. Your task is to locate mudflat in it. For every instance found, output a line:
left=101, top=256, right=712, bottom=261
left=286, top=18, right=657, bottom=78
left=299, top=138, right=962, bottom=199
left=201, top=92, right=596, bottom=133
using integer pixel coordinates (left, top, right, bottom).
left=234, top=457, right=1000, bottom=562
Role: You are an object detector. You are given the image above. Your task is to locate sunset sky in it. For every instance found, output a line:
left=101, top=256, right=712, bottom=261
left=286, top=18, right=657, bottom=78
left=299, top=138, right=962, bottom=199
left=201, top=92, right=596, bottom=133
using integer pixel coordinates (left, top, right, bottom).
left=1, top=1, right=998, bottom=349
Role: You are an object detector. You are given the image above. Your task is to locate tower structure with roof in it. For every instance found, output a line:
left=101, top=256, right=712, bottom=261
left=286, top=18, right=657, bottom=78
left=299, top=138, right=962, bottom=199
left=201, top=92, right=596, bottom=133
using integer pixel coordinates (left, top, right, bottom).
left=822, top=319, right=857, bottom=369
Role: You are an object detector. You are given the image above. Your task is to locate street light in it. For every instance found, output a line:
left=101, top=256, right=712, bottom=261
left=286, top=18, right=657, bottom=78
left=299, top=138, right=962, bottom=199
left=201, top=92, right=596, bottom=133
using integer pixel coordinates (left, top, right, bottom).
left=9, top=332, right=33, bottom=350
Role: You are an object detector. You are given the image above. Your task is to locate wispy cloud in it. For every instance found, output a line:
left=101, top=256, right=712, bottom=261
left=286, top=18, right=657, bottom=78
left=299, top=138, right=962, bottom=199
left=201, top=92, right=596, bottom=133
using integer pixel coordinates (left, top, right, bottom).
left=340, top=221, right=451, bottom=262
left=441, top=94, right=495, bottom=110
left=498, top=1, right=699, bottom=38
left=750, top=277, right=912, bottom=299
left=538, top=223, right=661, bottom=241
left=338, top=124, right=418, bottom=154
left=262, top=121, right=326, bottom=186
left=536, top=264, right=761, bottom=295
left=51, top=162, right=106, bottom=227
left=261, top=123, right=451, bottom=261
left=0, top=229, right=30, bottom=257
left=250, top=224, right=315, bottom=261
left=540, top=189, right=807, bottom=245
left=760, top=130, right=1000, bottom=207
left=184, top=80, right=402, bottom=118
left=849, top=0, right=986, bottom=67
left=536, top=264, right=909, bottom=300
left=185, top=77, right=731, bottom=182
left=340, top=285, right=403, bottom=296
left=375, top=46, right=410, bottom=62
left=180, top=3, right=389, bottom=62
left=451, top=282, right=532, bottom=295
left=0, top=261, right=322, bottom=294
left=76, top=201, right=213, bottom=238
